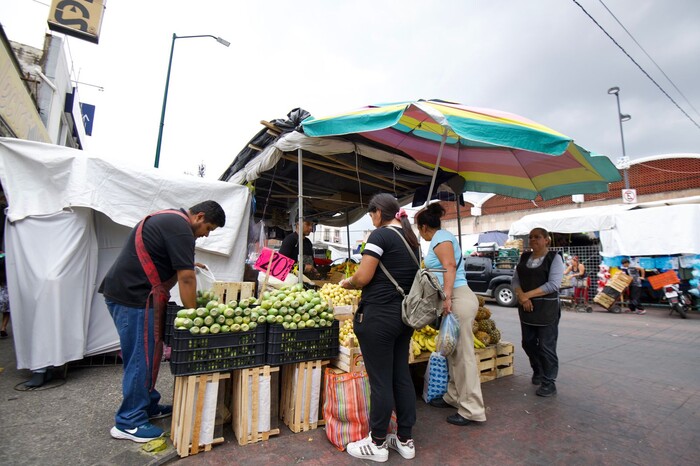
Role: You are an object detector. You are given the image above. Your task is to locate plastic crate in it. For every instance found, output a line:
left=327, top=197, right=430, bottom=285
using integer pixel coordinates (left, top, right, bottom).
left=164, top=303, right=183, bottom=347
left=266, top=320, right=340, bottom=365
left=647, top=270, right=680, bottom=290
left=170, top=324, right=266, bottom=376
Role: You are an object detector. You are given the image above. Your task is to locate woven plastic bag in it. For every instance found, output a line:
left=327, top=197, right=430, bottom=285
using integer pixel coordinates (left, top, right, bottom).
left=323, top=368, right=371, bottom=451
left=436, top=313, right=460, bottom=357
left=422, top=352, right=449, bottom=403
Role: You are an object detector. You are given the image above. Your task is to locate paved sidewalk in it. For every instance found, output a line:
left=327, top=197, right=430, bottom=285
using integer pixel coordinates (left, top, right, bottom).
left=1, top=304, right=698, bottom=465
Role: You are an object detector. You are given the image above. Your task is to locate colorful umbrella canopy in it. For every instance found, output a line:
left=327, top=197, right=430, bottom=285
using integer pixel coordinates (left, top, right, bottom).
left=302, top=99, right=621, bottom=201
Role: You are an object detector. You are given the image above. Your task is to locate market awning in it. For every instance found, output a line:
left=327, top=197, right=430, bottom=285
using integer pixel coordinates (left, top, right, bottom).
left=221, top=122, right=461, bottom=228
left=509, top=197, right=700, bottom=257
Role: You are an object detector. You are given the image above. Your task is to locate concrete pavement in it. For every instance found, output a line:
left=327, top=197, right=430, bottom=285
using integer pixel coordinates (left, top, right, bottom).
left=1, top=303, right=698, bottom=465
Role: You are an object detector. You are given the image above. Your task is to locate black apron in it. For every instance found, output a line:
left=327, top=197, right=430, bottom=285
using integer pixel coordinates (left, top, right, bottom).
left=517, top=251, right=560, bottom=326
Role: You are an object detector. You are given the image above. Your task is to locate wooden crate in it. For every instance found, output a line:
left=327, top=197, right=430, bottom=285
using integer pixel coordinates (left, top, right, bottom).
left=280, top=360, right=328, bottom=433
left=476, top=342, right=515, bottom=383
left=212, top=281, right=255, bottom=305
left=607, top=272, right=633, bottom=292
left=331, top=345, right=364, bottom=373
left=171, top=372, right=230, bottom=458
left=232, top=365, right=280, bottom=446
left=409, top=350, right=431, bottom=365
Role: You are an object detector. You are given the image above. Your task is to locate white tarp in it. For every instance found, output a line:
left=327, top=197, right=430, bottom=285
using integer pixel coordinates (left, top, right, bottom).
left=508, top=198, right=700, bottom=257
left=598, top=204, right=700, bottom=257
left=0, top=138, right=251, bottom=369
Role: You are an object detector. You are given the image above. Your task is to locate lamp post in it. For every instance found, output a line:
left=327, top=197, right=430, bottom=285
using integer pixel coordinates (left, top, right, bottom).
left=607, top=86, right=632, bottom=189
left=154, top=33, right=230, bottom=168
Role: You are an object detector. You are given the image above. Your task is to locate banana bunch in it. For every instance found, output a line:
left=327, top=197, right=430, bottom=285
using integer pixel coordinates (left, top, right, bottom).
left=473, top=334, right=487, bottom=349
left=330, top=261, right=359, bottom=276
left=412, top=325, right=438, bottom=353
left=339, top=318, right=358, bottom=347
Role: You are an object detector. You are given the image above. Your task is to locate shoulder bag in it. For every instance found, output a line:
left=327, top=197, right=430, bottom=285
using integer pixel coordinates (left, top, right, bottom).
left=379, top=227, right=446, bottom=329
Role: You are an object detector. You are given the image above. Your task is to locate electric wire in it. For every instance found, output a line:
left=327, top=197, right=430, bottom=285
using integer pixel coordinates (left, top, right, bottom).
left=571, top=0, right=700, bottom=131
left=597, top=0, right=700, bottom=119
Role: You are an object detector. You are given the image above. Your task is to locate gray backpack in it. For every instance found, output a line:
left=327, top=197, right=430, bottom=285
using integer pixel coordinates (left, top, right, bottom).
left=379, top=227, right=446, bottom=329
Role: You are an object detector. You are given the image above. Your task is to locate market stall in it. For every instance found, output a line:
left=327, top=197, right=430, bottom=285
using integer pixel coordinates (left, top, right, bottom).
left=509, top=197, right=700, bottom=307
left=0, top=138, right=251, bottom=370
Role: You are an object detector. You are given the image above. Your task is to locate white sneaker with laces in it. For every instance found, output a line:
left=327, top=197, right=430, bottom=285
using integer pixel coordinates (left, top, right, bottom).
left=347, top=434, right=389, bottom=463
left=387, top=433, right=415, bottom=459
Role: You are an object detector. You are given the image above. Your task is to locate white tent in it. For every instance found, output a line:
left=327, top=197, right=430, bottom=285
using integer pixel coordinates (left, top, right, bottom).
left=0, top=138, right=251, bottom=370
left=508, top=197, right=700, bottom=257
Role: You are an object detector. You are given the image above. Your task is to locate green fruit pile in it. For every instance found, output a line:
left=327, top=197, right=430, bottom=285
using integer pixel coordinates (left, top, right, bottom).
left=173, top=283, right=335, bottom=335
left=258, top=282, right=335, bottom=330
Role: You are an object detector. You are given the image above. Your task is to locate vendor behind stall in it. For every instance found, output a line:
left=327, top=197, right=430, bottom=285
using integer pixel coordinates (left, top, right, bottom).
left=278, top=220, right=318, bottom=275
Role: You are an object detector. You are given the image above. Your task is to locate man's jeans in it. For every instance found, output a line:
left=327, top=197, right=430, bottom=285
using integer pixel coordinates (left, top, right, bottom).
left=106, top=300, right=161, bottom=429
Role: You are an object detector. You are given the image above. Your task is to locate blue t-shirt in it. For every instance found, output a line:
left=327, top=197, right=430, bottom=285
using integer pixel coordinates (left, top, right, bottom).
left=423, top=230, right=468, bottom=289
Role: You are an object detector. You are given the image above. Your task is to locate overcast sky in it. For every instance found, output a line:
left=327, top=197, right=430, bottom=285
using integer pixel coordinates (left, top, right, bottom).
left=2, top=0, right=699, bottom=183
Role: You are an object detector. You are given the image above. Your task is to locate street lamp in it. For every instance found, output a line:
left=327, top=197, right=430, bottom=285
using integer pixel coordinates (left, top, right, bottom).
left=607, top=86, right=632, bottom=189
left=154, top=33, right=230, bottom=168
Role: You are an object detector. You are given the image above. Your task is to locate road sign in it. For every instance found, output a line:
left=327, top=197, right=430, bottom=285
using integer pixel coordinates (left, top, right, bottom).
left=622, top=189, right=637, bottom=204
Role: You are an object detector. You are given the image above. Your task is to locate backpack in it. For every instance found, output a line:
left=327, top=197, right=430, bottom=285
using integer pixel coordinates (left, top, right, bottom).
left=379, top=227, right=446, bottom=329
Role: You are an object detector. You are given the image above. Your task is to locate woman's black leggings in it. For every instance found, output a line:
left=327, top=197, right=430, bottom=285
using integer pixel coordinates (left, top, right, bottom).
left=354, top=298, right=416, bottom=440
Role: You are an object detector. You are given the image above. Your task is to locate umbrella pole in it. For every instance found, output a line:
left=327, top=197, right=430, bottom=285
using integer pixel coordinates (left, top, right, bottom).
left=456, top=195, right=463, bottom=251
left=424, top=128, right=449, bottom=207
left=346, top=209, right=352, bottom=262
left=297, top=147, right=304, bottom=283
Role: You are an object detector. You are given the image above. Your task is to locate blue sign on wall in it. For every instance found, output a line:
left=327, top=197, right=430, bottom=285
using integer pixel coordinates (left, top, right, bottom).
left=80, top=103, right=95, bottom=136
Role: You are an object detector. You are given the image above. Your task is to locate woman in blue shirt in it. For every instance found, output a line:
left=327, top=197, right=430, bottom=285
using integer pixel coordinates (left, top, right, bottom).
left=415, top=203, right=486, bottom=426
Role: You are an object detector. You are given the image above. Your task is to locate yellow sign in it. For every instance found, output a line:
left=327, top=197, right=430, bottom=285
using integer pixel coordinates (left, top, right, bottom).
left=47, top=0, right=106, bottom=44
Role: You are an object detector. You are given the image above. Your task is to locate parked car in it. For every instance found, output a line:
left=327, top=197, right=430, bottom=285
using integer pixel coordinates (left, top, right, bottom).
left=464, top=255, right=517, bottom=307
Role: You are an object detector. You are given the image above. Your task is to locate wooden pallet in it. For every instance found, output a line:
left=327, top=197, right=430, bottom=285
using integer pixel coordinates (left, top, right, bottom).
left=280, top=360, right=328, bottom=433
left=476, top=342, right=515, bottom=383
left=212, top=281, right=255, bottom=305
left=232, top=365, right=280, bottom=445
left=171, top=372, right=230, bottom=458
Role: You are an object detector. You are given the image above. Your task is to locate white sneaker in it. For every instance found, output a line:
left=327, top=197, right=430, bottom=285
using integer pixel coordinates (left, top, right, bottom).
left=387, top=433, right=415, bottom=459
left=347, top=434, right=389, bottom=463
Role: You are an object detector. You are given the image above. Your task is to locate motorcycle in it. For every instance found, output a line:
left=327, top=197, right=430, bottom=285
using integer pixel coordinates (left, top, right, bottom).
left=663, top=283, right=690, bottom=319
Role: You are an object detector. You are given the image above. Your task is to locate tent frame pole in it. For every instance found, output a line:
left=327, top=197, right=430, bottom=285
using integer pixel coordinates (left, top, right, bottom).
left=297, top=148, right=304, bottom=283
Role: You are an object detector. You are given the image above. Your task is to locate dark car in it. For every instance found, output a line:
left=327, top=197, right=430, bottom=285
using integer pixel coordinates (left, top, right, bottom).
left=464, top=256, right=517, bottom=307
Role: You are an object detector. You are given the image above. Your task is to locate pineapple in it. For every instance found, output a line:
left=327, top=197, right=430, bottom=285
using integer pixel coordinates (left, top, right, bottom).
left=475, top=306, right=491, bottom=321
left=475, top=331, right=491, bottom=346
left=488, top=327, right=501, bottom=344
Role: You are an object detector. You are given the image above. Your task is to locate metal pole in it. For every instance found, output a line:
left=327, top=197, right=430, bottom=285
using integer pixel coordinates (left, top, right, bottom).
left=613, top=93, right=630, bottom=189
left=297, top=147, right=304, bottom=283
left=154, top=33, right=176, bottom=168
left=154, top=34, right=229, bottom=169
left=424, top=128, right=449, bottom=207
left=456, top=195, right=463, bottom=251
left=346, top=209, right=352, bottom=262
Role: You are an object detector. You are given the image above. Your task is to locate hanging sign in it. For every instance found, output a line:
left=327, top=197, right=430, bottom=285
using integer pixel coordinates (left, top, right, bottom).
left=254, top=247, right=295, bottom=281
left=47, top=0, right=106, bottom=44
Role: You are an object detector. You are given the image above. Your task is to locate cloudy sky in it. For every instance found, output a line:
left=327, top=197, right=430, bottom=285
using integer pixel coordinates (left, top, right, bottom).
left=2, top=0, right=699, bottom=183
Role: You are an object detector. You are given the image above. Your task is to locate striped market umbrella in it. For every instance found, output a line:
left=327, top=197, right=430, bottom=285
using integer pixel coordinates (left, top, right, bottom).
left=301, top=99, right=621, bottom=201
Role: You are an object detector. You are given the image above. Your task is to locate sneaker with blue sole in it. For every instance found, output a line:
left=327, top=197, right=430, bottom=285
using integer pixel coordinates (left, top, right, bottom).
left=110, top=423, right=164, bottom=443
left=149, top=404, right=173, bottom=420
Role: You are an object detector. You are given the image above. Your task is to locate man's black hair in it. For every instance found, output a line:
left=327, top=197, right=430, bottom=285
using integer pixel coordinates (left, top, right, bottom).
left=190, top=200, right=226, bottom=227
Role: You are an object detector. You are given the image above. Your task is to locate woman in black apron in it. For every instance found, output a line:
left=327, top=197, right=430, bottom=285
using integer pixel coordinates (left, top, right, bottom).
left=512, top=228, right=564, bottom=397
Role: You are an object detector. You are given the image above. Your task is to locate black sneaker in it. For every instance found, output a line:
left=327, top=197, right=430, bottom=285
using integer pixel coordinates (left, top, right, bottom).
left=536, top=383, right=557, bottom=397
left=446, top=413, right=474, bottom=426
left=428, top=397, right=452, bottom=408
